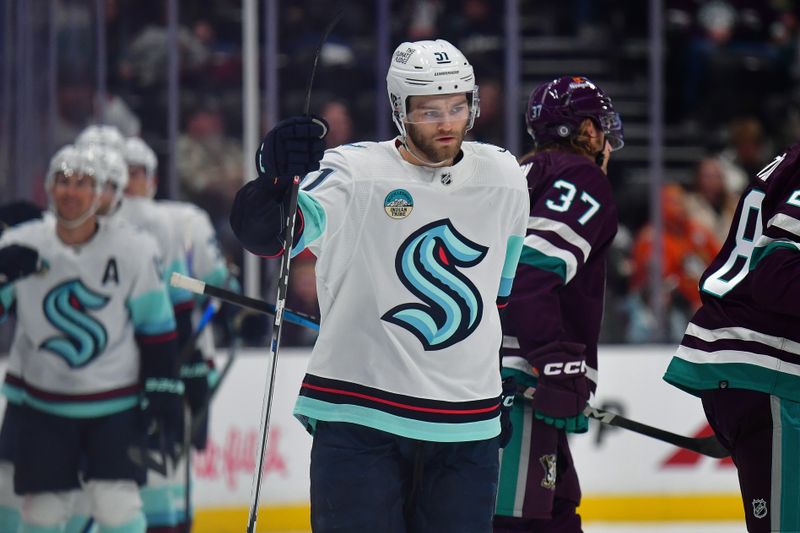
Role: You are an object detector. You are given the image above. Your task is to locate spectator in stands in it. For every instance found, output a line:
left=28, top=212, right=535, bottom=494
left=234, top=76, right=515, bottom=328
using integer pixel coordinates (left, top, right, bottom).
left=684, top=157, right=738, bottom=244
left=319, top=100, right=354, bottom=149
left=627, top=183, right=720, bottom=342
left=177, top=102, right=244, bottom=229
left=718, top=116, right=770, bottom=194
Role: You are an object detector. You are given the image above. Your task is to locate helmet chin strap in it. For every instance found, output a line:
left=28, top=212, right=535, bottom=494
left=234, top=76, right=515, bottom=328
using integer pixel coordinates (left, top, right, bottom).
left=400, top=134, right=453, bottom=169
left=52, top=197, right=100, bottom=230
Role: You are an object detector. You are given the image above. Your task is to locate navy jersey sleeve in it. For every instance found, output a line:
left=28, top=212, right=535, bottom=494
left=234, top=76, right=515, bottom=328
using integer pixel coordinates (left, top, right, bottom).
left=505, top=154, right=618, bottom=354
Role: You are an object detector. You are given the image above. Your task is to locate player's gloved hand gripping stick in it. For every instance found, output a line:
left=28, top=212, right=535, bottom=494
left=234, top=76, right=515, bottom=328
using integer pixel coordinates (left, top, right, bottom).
left=241, top=11, right=339, bottom=533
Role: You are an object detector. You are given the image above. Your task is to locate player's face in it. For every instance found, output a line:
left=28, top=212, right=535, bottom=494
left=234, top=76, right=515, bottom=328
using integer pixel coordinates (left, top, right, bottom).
left=404, top=94, right=470, bottom=164
left=51, top=171, right=97, bottom=221
left=582, top=119, right=606, bottom=155
left=125, top=165, right=150, bottom=197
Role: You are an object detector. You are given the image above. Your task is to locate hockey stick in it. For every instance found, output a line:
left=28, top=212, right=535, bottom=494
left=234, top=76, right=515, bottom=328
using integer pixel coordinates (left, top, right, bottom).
left=126, top=298, right=221, bottom=478
left=172, top=276, right=729, bottom=460
left=583, top=404, right=729, bottom=458
left=171, top=272, right=320, bottom=332
left=245, top=12, right=342, bottom=532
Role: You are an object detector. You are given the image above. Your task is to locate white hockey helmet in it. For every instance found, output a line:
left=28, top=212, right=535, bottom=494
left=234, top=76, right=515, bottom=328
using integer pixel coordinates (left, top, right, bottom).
left=46, top=144, right=108, bottom=227
left=45, top=144, right=83, bottom=191
left=76, top=124, right=126, bottom=153
left=386, top=39, right=480, bottom=138
left=100, top=147, right=130, bottom=193
left=81, top=144, right=129, bottom=212
left=123, top=137, right=158, bottom=178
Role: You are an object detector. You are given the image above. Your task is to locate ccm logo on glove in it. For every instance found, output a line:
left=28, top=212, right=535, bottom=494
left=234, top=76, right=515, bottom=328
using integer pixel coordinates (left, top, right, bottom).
left=542, top=360, right=586, bottom=376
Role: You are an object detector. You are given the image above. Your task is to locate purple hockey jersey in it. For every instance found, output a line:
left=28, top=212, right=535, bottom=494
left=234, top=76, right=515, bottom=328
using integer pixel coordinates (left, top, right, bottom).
left=664, top=144, right=800, bottom=401
left=500, top=151, right=618, bottom=392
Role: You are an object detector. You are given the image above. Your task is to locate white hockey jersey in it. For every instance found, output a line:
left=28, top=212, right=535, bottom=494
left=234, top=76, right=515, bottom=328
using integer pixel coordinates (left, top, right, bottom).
left=115, top=197, right=193, bottom=308
left=291, top=140, right=529, bottom=442
left=159, top=199, right=232, bottom=355
left=158, top=200, right=229, bottom=291
left=0, top=216, right=176, bottom=418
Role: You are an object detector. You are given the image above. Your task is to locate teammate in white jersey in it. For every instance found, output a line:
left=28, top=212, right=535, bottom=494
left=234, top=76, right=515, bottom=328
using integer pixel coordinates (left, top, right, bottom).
left=0, top=145, right=183, bottom=533
left=124, top=136, right=234, bottom=531
left=231, top=39, right=529, bottom=532
left=0, top=201, right=43, bottom=531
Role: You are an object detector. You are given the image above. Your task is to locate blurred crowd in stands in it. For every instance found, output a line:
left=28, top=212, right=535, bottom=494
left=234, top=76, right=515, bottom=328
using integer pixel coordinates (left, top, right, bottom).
left=3, top=0, right=800, bottom=345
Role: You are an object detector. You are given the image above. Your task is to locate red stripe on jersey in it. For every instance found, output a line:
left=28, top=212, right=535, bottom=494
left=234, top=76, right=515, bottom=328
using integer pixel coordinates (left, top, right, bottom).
left=136, top=331, right=177, bottom=344
left=174, top=300, right=194, bottom=313
left=24, top=382, right=140, bottom=402
left=301, top=383, right=500, bottom=415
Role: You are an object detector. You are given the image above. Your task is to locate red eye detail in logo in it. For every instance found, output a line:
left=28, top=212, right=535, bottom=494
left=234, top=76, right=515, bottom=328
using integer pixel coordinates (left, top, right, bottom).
left=437, top=245, right=450, bottom=266
left=69, top=295, right=81, bottom=310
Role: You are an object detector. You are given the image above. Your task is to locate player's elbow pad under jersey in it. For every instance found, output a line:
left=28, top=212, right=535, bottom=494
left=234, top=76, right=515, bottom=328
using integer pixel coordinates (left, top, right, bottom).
left=230, top=177, right=291, bottom=257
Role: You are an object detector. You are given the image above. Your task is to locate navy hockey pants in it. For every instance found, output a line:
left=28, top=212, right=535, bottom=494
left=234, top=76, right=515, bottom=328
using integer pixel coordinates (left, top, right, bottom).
left=702, top=388, right=800, bottom=533
left=310, top=421, right=500, bottom=533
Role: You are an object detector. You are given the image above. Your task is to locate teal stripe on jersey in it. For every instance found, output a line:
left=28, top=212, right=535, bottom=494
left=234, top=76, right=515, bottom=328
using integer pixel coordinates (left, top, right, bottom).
left=751, top=240, right=800, bottom=271
left=200, top=264, right=228, bottom=290
left=500, top=367, right=538, bottom=389
left=0, top=506, right=19, bottom=532
left=165, top=259, right=193, bottom=304
left=499, top=235, right=524, bottom=297
left=65, top=516, right=94, bottom=533
left=495, top=398, right=530, bottom=517
left=24, top=394, right=139, bottom=418
left=18, top=523, right=62, bottom=533
left=519, top=246, right=566, bottom=282
left=777, top=397, right=800, bottom=531
left=0, top=284, right=14, bottom=322
left=141, top=483, right=186, bottom=526
left=294, top=396, right=500, bottom=442
left=1, top=383, right=23, bottom=405
left=128, top=289, right=176, bottom=335
left=91, top=514, right=146, bottom=533
left=664, top=357, right=800, bottom=403
left=294, top=191, right=327, bottom=256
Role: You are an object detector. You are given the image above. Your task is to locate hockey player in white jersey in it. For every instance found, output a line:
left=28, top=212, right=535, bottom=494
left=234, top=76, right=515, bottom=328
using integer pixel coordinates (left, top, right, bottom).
left=124, top=135, right=234, bottom=531
left=0, top=144, right=183, bottom=532
left=231, top=39, right=529, bottom=532
left=75, top=132, right=195, bottom=532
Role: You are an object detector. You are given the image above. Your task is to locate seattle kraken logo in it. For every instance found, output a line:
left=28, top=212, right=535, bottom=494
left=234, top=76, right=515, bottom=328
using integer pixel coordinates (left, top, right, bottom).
left=40, top=279, right=110, bottom=368
left=382, top=219, right=488, bottom=350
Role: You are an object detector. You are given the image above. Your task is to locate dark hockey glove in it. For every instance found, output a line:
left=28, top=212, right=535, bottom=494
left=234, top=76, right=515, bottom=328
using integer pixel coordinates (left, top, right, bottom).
left=141, top=378, right=185, bottom=458
left=180, top=353, right=212, bottom=450
left=499, top=377, right=516, bottom=449
left=255, top=115, right=328, bottom=187
left=528, top=341, right=590, bottom=434
left=0, top=244, right=43, bottom=285
left=0, top=200, right=42, bottom=234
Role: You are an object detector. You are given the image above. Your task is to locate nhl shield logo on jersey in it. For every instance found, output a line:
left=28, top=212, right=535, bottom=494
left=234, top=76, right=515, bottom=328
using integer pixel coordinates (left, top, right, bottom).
left=752, top=498, right=768, bottom=519
left=539, top=454, right=557, bottom=490
left=384, top=189, right=414, bottom=219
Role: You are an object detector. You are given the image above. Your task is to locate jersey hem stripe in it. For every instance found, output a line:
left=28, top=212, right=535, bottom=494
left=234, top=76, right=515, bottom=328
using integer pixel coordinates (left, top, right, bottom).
left=294, top=396, right=500, bottom=442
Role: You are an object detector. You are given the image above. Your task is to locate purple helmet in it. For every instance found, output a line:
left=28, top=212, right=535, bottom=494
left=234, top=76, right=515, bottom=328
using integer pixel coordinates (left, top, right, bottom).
left=526, top=76, right=623, bottom=151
